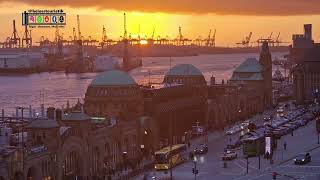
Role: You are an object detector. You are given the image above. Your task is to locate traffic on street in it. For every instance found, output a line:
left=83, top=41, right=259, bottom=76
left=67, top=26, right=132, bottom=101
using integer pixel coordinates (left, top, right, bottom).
left=137, top=101, right=320, bottom=180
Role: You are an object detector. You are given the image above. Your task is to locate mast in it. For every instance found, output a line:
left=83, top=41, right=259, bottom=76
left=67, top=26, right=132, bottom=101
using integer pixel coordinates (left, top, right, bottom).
left=123, top=13, right=129, bottom=70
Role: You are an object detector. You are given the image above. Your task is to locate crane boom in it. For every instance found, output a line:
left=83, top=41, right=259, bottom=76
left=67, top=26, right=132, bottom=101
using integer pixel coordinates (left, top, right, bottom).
left=268, top=32, right=273, bottom=39
left=151, top=27, right=155, bottom=39
left=73, top=27, right=77, bottom=41
left=211, top=29, right=216, bottom=47
left=124, top=13, right=127, bottom=40
left=206, top=29, right=211, bottom=46
left=276, top=32, right=280, bottom=41
left=77, top=15, right=81, bottom=40
left=246, top=32, right=252, bottom=44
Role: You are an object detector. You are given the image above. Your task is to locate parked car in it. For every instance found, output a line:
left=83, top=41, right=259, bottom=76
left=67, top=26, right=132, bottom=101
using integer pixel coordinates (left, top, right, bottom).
left=294, top=153, right=311, bottom=165
left=222, top=150, right=237, bottom=161
left=194, top=144, right=208, bottom=154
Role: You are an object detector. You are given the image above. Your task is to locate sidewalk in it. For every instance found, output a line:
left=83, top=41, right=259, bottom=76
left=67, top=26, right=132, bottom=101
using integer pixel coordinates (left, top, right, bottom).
left=232, top=119, right=320, bottom=180
left=111, top=158, right=154, bottom=180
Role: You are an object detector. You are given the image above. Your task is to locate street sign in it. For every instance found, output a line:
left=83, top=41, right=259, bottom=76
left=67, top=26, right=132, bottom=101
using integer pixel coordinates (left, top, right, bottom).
left=265, top=136, right=272, bottom=154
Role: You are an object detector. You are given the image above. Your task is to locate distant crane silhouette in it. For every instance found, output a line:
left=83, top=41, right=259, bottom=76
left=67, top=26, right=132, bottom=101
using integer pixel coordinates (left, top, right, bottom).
left=236, top=32, right=252, bottom=47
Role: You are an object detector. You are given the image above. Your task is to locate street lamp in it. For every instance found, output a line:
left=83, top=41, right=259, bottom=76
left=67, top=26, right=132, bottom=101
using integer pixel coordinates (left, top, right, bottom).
left=192, top=158, right=198, bottom=180
left=17, top=106, right=25, bottom=180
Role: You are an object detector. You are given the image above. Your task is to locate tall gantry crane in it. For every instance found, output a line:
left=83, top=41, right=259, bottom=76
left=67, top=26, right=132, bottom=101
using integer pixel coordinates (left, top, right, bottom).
left=257, top=32, right=274, bottom=47
left=22, top=25, right=32, bottom=48
left=178, top=26, right=183, bottom=45
left=123, top=12, right=130, bottom=70
left=77, top=15, right=82, bottom=41
left=75, top=15, right=84, bottom=66
left=10, top=20, right=21, bottom=48
left=236, top=32, right=252, bottom=47
left=205, top=29, right=212, bottom=47
left=209, top=29, right=216, bottom=47
left=147, top=27, right=155, bottom=45
left=72, top=27, right=77, bottom=42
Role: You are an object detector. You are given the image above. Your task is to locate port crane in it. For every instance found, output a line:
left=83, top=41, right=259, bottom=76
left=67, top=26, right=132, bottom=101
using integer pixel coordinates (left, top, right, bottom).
left=205, top=29, right=212, bottom=47
left=22, top=25, right=32, bottom=48
left=8, top=20, right=21, bottom=48
left=273, top=32, right=289, bottom=46
left=194, top=36, right=203, bottom=46
left=257, top=32, right=274, bottom=46
left=207, top=29, right=216, bottom=47
left=236, top=32, right=252, bottom=47
left=55, top=25, right=63, bottom=57
left=75, top=15, right=84, bottom=67
left=122, top=12, right=130, bottom=71
left=174, top=26, right=192, bottom=46
left=147, top=27, right=156, bottom=45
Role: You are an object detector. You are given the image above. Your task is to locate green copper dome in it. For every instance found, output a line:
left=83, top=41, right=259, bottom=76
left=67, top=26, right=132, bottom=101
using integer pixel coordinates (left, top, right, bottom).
left=166, top=64, right=203, bottom=76
left=90, top=70, right=137, bottom=86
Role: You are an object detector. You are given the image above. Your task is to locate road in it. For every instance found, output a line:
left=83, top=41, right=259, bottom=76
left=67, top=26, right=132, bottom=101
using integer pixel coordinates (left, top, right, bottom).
left=134, top=104, right=320, bottom=180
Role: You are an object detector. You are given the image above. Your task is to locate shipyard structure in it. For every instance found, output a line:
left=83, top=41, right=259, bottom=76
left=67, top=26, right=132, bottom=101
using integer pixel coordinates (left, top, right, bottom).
left=0, top=42, right=273, bottom=179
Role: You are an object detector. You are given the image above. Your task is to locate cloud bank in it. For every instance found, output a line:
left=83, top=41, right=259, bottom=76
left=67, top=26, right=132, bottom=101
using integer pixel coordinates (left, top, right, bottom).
left=1, top=0, right=320, bottom=16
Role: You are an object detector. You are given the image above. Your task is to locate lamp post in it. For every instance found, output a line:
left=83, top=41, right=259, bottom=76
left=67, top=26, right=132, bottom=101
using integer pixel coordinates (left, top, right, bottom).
left=192, top=158, right=198, bottom=180
left=246, top=155, right=249, bottom=174
left=17, top=106, right=25, bottom=180
left=258, top=141, right=261, bottom=170
left=169, top=112, right=174, bottom=180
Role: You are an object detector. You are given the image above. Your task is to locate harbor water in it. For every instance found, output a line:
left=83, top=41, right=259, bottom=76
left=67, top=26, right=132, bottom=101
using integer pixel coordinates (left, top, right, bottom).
left=0, top=52, right=286, bottom=114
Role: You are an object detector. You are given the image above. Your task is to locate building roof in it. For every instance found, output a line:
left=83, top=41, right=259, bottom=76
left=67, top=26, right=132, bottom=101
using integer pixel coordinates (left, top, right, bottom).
left=166, top=64, right=203, bottom=76
left=26, top=119, right=59, bottom=129
left=63, top=112, right=91, bottom=121
left=90, top=70, right=137, bottom=86
left=230, top=73, right=263, bottom=81
left=234, top=58, right=262, bottom=73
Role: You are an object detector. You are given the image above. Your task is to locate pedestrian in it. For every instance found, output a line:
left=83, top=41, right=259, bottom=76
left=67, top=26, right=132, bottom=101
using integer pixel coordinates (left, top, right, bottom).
left=284, top=141, right=287, bottom=150
left=188, top=141, right=191, bottom=148
left=291, top=131, right=293, bottom=136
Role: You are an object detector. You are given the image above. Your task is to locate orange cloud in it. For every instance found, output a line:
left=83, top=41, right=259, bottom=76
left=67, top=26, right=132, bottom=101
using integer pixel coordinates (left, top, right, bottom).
left=1, top=0, right=320, bottom=16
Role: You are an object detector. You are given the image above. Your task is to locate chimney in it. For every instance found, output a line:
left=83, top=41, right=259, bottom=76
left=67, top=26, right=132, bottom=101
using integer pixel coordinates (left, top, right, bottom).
left=47, top=107, right=55, bottom=120
left=304, top=24, right=312, bottom=40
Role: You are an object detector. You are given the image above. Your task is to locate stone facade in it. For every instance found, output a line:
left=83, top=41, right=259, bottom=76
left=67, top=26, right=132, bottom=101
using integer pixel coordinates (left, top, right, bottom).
left=291, top=25, right=320, bottom=104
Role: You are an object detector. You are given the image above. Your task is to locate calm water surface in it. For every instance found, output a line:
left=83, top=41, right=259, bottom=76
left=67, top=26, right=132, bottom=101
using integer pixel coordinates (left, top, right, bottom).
left=0, top=52, right=286, bottom=114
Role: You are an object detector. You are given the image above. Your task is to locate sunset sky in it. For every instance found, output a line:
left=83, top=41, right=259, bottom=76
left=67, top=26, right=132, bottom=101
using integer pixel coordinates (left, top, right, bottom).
left=0, top=1, right=319, bottom=46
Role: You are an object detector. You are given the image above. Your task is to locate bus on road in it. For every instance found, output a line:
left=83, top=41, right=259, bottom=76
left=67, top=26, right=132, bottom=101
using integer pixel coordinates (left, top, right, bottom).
left=154, top=144, right=188, bottom=170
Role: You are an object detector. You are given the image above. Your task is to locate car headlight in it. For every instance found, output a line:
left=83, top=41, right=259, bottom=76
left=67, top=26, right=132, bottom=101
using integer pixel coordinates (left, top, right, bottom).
left=294, top=159, right=296, bottom=161
left=302, top=159, right=305, bottom=161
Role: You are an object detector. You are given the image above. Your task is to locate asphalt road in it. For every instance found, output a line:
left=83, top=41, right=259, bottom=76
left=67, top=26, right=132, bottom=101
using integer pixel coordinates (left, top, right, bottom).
left=134, top=103, right=320, bottom=180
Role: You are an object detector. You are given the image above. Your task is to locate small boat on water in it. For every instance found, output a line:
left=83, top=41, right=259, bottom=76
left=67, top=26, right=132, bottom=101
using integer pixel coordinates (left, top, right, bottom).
left=272, top=69, right=285, bottom=81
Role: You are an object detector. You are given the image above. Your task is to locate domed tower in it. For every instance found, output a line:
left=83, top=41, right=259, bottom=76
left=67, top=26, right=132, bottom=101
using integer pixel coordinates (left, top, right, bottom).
left=259, top=41, right=273, bottom=108
left=163, top=64, right=206, bottom=86
left=84, top=70, right=143, bottom=122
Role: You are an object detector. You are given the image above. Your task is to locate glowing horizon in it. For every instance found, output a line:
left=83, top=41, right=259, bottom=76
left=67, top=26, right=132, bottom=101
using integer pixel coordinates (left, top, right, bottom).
left=0, top=2, right=320, bottom=47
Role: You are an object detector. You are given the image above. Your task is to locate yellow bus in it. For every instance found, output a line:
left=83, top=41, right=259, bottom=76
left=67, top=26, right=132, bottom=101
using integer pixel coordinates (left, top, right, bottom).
left=154, top=144, right=188, bottom=170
